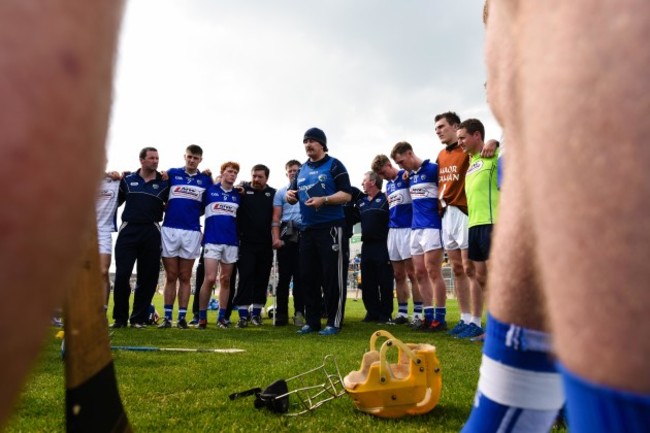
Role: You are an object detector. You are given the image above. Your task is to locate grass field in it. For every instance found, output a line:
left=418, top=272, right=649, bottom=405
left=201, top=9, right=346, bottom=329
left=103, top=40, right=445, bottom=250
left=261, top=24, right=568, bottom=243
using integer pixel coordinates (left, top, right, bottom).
left=4, top=295, right=564, bottom=432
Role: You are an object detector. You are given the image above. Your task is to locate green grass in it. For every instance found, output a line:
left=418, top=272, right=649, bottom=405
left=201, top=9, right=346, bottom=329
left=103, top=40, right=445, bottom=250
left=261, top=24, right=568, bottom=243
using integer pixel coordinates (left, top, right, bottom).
left=6, top=297, right=494, bottom=432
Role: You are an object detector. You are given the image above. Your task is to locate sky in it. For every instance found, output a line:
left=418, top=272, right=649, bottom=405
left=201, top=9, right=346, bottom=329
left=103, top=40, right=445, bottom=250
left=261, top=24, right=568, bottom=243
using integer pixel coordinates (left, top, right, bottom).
left=106, top=0, right=499, bottom=189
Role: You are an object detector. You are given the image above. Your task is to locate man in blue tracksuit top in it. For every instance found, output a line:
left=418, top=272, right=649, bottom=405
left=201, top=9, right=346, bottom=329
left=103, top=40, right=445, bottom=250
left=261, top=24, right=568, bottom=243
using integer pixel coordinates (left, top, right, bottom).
left=112, top=147, right=169, bottom=328
left=286, top=127, right=352, bottom=336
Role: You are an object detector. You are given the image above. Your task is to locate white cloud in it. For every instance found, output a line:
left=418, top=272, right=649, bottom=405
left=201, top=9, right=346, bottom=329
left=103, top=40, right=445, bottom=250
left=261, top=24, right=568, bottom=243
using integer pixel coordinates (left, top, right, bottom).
left=106, top=0, right=500, bottom=186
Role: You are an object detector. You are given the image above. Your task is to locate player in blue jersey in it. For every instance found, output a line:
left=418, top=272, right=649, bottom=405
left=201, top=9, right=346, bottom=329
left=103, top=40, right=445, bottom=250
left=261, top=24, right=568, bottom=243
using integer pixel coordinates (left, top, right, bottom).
left=197, top=162, right=240, bottom=329
left=390, top=142, right=448, bottom=332
left=286, top=127, right=353, bottom=336
left=158, top=144, right=213, bottom=329
left=371, top=154, right=422, bottom=325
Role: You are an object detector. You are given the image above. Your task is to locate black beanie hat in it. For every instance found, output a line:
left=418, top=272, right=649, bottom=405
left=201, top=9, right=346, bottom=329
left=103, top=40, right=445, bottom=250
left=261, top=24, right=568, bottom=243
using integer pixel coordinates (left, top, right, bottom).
left=303, top=127, right=328, bottom=152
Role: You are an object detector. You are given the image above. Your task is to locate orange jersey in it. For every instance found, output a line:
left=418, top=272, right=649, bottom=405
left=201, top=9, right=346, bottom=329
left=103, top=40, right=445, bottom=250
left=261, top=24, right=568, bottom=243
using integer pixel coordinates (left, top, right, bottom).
left=436, top=144, right=469, bottom=214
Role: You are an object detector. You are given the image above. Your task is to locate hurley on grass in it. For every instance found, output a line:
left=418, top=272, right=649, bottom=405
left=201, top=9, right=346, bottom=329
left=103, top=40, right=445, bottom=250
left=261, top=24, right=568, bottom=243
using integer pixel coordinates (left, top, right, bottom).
left=5, top=295, right=566, bottom=432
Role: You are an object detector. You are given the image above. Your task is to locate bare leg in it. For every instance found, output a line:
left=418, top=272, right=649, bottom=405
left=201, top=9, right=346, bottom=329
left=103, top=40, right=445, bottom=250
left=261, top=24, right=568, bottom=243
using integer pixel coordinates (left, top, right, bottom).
left=199, top=258, right=218, bottom=312
left=162, top=257, right=179, bottom=306
left=99, top=253, right=112, bottom=308
left=411, top=254, right=433, bottom=307
left=218, top=263, right=234, bottom=311
left=177, top=258, right=195, bottom=309
left=471, top=260, right=487, bottom=320
left=405, top=258, right=422, bottom=303
left=517, top=0, right=650, bottom=392
left=424, top=249, right=446, bottom=308
left=0, top=0, right=124, bottom=425
left=447, top=249, right=470, bottom=314
left=391, top=260, right=410, bottom=303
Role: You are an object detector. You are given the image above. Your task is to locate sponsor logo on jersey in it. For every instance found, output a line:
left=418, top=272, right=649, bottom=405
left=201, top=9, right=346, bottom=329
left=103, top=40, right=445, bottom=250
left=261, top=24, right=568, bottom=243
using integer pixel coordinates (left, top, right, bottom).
left=171, top=185, right=202, bottom=200
left=130, top=182, right=139, bottom=186
left=467, top=160, right=484, bottom=175
left=153, top=184, right=159, bottom=189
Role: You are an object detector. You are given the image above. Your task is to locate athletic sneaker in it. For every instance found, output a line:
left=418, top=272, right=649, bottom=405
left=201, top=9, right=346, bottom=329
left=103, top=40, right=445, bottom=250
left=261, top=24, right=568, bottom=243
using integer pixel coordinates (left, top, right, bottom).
left=318, top=326, right=340, bottom=336
left=188, top=316, right=200, bottom=327
left=447, top=321, right=468, bottom=336
left=297, top=325, right=316, bottom=335
left=420, top=320, right=448, bottom=332
left=131, top=322, right=147, bottom=329
left=110, top=321, right=127, bottom=329
left=236, top=318, right=249, bottom=329
left=456, top=323, right=484, bottom=339
left=293, top=312, right=305, bottom=327
left=51, top=317, right=63, bottom=327
left=394, top=316, right=409, bottom=325
left=176, top=319, right=188, bottom=329
left=217, top=318, right=230, bottom=329
left=469, top=333, right=485, bottom=343
left=409, top=317, right=424, bottom=329
left=197, top=319, right=207, bottom=330
left=250, top=316, right=263, bottom=326
left=157, top=318, right=172, bottom=329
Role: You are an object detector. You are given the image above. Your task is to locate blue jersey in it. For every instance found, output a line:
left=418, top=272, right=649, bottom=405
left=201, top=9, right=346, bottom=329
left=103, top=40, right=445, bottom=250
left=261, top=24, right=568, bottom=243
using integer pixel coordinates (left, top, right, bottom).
left=292, top=155, right=351, bottom=229
left=385, top=170, right=413, bottom=229
left=162, top=167, right=213, bottom=231
left=202, top=183, right=240, bottom=246
left=409, top=159, right=441, bottom=229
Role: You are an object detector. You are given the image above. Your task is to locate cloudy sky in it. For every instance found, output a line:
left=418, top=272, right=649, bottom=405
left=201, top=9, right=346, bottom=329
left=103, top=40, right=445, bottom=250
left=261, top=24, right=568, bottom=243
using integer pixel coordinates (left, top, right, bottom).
left=106, top=0, right=499, bottom=188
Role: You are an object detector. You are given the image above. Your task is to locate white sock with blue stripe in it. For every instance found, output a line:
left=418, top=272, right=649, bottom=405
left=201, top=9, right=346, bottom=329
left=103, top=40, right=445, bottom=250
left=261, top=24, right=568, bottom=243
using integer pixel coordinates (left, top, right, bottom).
left=461, top=313, right=564, bottom=433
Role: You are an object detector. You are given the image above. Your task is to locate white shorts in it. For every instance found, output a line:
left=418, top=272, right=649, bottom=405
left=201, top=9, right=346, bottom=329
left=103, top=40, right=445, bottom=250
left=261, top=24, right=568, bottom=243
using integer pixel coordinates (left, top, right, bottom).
left=203, top=243, right=239, bottom=264
left=161, top=226, right=202, bottom=259
left=410, top=228, right=443, bottom=256
left=97, top=230, right=113, bottom=255
left=387, top=228, right=412, bottom=261
left=442, top=205, right=469, bottom=250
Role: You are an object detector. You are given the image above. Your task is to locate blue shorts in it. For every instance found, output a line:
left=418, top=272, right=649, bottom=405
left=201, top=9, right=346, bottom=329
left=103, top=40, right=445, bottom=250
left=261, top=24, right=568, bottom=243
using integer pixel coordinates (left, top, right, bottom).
left=468, top=224, right=493, bottom=261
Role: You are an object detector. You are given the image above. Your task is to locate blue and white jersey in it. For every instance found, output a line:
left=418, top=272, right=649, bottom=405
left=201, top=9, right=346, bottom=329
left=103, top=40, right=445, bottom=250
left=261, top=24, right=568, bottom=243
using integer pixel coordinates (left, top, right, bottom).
left=96, top=177, right=120, bottom=232
left=203, top=183, right=240, bottom=246
left=274, top=184, right=302, bottom=225
left=292, top=155, right=351, bottom=229
left=385, top=169, right=412, bottom=229
left=162, top=167, right=213, bottom=231
left=409, top=159, right=441, bottom=229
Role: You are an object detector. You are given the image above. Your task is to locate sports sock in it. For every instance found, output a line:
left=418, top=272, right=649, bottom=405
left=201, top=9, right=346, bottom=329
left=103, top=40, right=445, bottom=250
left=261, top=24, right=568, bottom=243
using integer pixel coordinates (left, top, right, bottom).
left=413, top=302, right=423, bottom=318
left=471, top=315, right=482, bottom=327
left=558, top=363, right=650, bottom=433
left=238, top=306, right=249, bottom=320
left=398, top=302, right=408, bottom=317
left=199, top=309, right=207, bottom=321
left=252, top=304, right=263, bottom=317
left=164, top=304, right=173, bottom=321
left=423, top=306, right=434, bottom=322
left=217, top=308, right=226, bottom=321
left=434, top=307, right=447, bottom=323
left=461, top=313, right=564, bottom=433
left=178, top=308, right=187, bottom=321
left=460, top=312, right=471, bottom=324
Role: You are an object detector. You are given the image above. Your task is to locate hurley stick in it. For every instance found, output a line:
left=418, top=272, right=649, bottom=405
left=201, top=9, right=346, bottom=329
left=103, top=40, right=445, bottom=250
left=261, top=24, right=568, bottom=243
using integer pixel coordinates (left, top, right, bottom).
left=64, top=232, right=132, bottom=432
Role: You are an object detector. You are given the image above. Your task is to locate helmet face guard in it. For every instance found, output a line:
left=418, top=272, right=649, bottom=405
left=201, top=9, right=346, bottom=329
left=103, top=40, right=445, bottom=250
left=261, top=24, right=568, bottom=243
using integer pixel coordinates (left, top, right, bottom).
left=343, top=330, right=442, bottom=418
left=229, top=355, right=346, bottom=416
